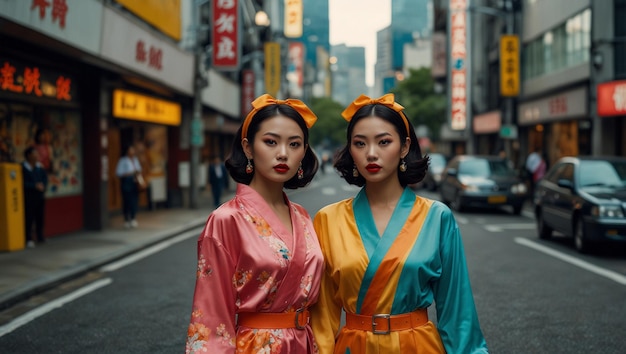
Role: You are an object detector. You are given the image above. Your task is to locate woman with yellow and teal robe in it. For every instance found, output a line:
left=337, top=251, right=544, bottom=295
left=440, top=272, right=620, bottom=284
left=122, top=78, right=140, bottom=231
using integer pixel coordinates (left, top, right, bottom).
left=310, top=94, right=488, bottom=354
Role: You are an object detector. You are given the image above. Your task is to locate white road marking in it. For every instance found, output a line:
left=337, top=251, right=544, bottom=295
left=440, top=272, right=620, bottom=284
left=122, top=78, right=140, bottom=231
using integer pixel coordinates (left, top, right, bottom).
left=321, top=187, right=336, bottom=195
left=485, top=223, right=536, bottom=232
left=515, top=237, right=626, bottom=286
left=455, top=216, right=469, bottom=224
left=100, top=228, right=201, bottom=272
left=0, top=278, right=112, bottom=337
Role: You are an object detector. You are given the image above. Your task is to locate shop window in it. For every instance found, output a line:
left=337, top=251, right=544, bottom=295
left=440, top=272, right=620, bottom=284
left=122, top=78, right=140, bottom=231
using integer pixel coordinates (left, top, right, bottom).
left=0, top=102, right=82, bottom=197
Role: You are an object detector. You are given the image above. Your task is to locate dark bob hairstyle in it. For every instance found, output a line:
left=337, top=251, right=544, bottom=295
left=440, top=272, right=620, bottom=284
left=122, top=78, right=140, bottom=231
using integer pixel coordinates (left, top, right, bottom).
left=334, top=104, right=429, bottom=187
left=225, top=104, right=319, bottom=189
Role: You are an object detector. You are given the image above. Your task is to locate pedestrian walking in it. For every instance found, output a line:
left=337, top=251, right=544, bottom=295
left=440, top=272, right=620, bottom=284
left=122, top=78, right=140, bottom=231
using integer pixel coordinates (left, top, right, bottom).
left=22, top=146, right=48, bottom=248
left=310, top=94, right=489, bottom=353
left=208, top=155, right=227, bottom=208
left=115, top=145, right=143, bottom=229
left=186, top=94, right=323, bottom=353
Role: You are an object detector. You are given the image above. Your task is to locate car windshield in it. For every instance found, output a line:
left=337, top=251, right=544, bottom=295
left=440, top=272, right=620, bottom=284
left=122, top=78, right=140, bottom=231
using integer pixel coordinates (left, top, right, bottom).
left=458, top=159, right=514, bottom=177
left=579, top=160, right=626, bottom=188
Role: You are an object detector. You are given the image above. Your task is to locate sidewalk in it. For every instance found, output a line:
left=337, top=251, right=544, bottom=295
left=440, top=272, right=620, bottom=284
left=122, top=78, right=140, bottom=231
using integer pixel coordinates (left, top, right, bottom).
left=0, top=188, right=228, bottom=311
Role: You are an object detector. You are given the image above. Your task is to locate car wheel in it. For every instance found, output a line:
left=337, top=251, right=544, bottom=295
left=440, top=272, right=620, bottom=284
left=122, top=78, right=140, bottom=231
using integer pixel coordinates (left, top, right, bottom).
left=574, top=217, right=592, bottom=254
left=536, top=209, right=552, bottom=239
left=512, top=204, right=523, bottom=215
left=452, top=193, right=465, bottom=212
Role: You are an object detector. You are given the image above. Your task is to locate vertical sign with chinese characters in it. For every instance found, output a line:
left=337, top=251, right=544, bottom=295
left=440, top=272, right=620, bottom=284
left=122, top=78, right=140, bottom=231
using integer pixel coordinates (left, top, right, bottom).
left=284, top=0, right=303, bottom=38
left=500, top=35, right=519, bottom=97
left=241, top=70, right=256, bottom=117
left=449, top=0, right=468, bottom=131
left=264, top=42, right=281, bottom=97
left=212, top=0, right=240, bottom=70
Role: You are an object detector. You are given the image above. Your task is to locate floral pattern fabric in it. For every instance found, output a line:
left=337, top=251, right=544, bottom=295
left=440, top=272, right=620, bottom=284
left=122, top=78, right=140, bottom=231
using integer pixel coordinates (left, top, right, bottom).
left=187, top=184, right=324, bottom=354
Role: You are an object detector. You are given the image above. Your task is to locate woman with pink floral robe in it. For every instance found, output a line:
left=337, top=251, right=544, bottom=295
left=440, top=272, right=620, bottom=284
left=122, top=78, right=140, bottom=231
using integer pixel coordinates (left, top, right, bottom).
left=186, top=184, right=324, bottom=353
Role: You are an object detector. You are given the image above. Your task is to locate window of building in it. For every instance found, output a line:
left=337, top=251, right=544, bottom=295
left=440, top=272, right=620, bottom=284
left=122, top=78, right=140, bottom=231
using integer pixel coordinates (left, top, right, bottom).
left=523, top=8, right=591, bottom=81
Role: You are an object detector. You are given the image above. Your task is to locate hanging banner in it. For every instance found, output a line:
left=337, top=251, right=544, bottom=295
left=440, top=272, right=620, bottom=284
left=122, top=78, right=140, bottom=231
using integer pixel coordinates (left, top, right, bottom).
left=264, top=42, right=281, bottom=97
left=284, top=0, right=303, bottom=38
left=212, top=0, right=240, bottom=70
left=287, top=42, right=304, bottom=97
left=500, top=35, right=520, bottom=97
left=449, top=0, right=468, bottom=131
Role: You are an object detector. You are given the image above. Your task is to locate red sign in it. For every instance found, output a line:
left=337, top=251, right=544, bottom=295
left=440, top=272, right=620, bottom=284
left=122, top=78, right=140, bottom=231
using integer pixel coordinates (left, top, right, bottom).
left=597, top=80, right=626, bottom=117
left=31, top=0, right=69, bottom=29
left=212, top=0, right=240, bottom=70
left=241, top=69, right=255, bottom=117
left=0, top=59, right=75, bottom=101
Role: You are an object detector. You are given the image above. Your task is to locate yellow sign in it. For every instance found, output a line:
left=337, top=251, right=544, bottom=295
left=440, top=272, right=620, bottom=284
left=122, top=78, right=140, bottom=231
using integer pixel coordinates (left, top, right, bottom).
left=265, top=42, right=281, bottom=97
left=113, top=89, right=181, bottom=126
left=500, top=34, right=520, bottom=97
left=115, top=0, right=181, bottom=40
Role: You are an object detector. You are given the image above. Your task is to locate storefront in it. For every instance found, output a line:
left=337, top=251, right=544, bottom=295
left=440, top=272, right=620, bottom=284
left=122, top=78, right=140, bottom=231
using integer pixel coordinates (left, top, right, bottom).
left=596, top=80, right=626, bottom=156
left=473, top=110, right=502, bottom=155
left=518, top=86, right=592, bottom=167
left=0, top=55, right=85, bottom=237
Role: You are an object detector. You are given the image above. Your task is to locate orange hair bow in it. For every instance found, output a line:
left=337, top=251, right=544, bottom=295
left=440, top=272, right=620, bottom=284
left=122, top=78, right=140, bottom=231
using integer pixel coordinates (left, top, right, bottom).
left=341, top=93, right=410, bottom=135
left=241, top=94, right=318, bottom=139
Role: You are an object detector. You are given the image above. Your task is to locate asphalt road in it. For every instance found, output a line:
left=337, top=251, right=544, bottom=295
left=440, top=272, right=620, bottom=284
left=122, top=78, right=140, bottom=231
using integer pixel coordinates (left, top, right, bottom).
left=1, top=170, right=625, bottom=353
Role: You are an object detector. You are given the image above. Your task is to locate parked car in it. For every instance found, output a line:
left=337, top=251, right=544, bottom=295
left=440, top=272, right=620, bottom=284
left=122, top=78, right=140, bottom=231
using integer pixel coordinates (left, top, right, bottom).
left=411, top=153, right=447, bottom=191
left=534, top=156, right=626, bottom=253
left=439, top=155, right=528, bottom=214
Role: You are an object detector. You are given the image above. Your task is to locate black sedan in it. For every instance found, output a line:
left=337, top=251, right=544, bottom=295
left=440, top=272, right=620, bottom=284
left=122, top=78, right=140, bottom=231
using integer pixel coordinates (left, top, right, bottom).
left=439, top=155, right=528, bottom=214
left=410, top=153, right=447, bottom=191
left=534, top=156, right=626, bottom=253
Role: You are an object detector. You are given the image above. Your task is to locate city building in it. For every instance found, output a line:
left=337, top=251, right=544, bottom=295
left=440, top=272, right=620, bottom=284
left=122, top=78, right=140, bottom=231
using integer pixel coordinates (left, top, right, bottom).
left=331, top=44, right=367, bottom=106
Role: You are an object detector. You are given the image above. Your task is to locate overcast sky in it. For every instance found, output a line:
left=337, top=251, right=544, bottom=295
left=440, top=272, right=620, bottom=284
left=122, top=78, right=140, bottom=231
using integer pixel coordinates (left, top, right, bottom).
left=329, top=0, right=391, bottom=87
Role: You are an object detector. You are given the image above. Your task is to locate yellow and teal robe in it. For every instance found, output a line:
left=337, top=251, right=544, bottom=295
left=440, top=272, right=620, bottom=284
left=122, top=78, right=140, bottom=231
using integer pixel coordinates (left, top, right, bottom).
left=311, top=187, right=488, bottom=353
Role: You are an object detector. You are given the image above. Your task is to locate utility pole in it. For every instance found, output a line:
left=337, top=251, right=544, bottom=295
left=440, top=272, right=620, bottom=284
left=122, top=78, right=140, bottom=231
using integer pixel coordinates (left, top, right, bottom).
left=190, top=0, right=210, bottom=209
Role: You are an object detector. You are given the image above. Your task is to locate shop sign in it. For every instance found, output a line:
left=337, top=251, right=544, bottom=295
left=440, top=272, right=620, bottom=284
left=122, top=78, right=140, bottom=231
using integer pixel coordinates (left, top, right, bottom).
left=112, top=89, right=181, bottom=126
left=284, top=0, right=303, bottom=38
left=212, top=0, right=240, bottom=70
left=264, top=42, right=281, bottom=97
left=449, top=0, right=469, bottom=131
left=0, top=0, right=103, bottom=54
left=114, top=0, right=181, bottom=40
left=241, top=70, right=255, bottom=117
left=499, top=35, right=520, bottom=97
left=473, top=111, right=501, bottom=134
left=287, top=42, right=304, bottom=97
left=518, top=87, right=587, bottom=126
left=0, top=58, right=76, bottom=102
left=100, top=8, right=193, bottom=95
left=597, top=80, right=626, bottom=117
left=431, top=32, right=447, bottom=79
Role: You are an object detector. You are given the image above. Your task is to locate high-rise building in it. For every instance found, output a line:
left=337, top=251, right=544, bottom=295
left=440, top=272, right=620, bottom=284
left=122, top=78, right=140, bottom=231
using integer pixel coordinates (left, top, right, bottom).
left=331, top=44, right=367, bottom=106
left=391, top=0, right=430, bottom=70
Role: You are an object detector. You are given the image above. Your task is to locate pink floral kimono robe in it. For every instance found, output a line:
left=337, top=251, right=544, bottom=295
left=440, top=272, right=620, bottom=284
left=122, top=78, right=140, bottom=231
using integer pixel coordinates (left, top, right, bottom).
left=186, top=184, right=324, bottom=354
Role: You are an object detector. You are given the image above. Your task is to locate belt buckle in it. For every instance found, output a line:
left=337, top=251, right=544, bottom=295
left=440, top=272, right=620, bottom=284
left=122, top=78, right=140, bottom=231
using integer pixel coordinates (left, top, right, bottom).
left=294, top=307, right=309, bottom=330
left=372, top=314, right=391, bottom=335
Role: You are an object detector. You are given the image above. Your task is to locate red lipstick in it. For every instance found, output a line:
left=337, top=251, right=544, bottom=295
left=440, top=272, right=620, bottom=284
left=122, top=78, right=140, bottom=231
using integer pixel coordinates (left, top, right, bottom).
left=273, top=164, right=289, bottom=173
left=365, top=164, right=381, bottom=173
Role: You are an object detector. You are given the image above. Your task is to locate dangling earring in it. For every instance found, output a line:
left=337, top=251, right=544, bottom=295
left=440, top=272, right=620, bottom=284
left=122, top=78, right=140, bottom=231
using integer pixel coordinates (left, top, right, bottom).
left=297, top=163, right=304, bottom=179
left=352, top=165, right=359, bottom=177
left=246, top=159, right=254, bottom=174
left=399, top=158, right=407, bottom=172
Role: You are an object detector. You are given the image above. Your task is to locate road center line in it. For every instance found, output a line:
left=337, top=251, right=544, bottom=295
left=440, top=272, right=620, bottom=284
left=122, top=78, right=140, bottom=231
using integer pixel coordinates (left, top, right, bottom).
left=514, top=237, right=626, bottom=286
left=0, top=278, right=113, bottom=337
left=100, top=228, right=202, bottom=272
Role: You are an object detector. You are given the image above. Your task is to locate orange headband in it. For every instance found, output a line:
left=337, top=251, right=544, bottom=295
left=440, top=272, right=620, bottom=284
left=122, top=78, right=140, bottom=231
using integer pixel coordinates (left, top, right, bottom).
left=241, top=94, right=318, bottom=139
left=341, top=93, right=410, bottom=135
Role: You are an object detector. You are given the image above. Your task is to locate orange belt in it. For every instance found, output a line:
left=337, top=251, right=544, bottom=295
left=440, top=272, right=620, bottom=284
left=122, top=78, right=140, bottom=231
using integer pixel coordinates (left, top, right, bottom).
left=344, top=309, right=428, bottom=335
left=237, top=308, right=310, bottom=330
